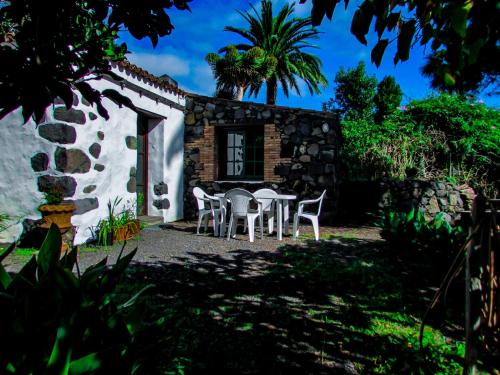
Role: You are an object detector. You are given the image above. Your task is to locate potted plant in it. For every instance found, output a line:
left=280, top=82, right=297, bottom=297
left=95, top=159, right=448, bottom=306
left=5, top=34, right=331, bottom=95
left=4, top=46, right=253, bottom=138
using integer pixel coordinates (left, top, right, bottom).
left=97, top=197, right=141, bottom=246
left=38, top=186, right=76, bottom=232
left=113, top=209, right=141, bottom=242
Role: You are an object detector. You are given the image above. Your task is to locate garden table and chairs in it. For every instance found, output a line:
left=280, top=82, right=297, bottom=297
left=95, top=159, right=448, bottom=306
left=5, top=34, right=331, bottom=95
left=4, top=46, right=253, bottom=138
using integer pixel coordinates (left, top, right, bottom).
left=193, top=187, right=223, bottom=236
left=214, top=190, right=297, bottom=241
left=193, top=186, right=327, bottom=242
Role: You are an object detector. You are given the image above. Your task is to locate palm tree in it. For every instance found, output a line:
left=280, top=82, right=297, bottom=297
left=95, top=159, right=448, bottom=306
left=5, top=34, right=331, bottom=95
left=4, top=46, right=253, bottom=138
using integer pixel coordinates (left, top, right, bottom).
left=224, top=0, right=327, bottom=105
left=206, top=45, right=276, bottom=101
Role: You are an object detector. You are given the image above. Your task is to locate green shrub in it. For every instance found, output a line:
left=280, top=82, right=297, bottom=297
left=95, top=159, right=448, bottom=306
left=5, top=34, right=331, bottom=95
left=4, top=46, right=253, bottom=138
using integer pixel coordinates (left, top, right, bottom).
left=380, top=210, right=467, bottom=256
left=0, top=224, right=150, bottom=374
left=42, top=185, right=65, bottom=204
left=340, top=94, right=500, bottom=196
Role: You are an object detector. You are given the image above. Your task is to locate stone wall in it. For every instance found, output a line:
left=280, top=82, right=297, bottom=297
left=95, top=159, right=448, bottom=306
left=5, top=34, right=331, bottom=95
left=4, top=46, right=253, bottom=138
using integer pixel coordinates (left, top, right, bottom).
left=378, top=179, right=475, bottom=222
left=184, top=94, right=341, bottom=221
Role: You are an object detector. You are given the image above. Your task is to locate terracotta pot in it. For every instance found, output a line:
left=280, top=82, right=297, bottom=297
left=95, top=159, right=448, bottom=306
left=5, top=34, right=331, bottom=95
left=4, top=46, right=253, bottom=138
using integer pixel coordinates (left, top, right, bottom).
left=113, top=220, right=141, bottom=242
left=38, top=203, right=76, bottom=230
left=38, top=203, right=76, bottom=253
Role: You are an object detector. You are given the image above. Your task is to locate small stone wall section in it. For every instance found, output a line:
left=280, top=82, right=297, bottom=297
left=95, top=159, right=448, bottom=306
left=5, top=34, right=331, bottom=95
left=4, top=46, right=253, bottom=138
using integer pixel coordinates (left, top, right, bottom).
left=378, top=179, right=475, bottom=222
left=28, top=95, right=131, bottom=224
left=153, top=182, right=170, bottom=210
left=184, top=95, right=341, bottom=221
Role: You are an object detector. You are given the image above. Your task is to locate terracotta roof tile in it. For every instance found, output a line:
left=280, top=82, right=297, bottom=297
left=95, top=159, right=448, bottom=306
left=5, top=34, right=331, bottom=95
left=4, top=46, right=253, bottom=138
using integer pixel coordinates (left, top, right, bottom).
left=112, top=60, right=186, bottom=97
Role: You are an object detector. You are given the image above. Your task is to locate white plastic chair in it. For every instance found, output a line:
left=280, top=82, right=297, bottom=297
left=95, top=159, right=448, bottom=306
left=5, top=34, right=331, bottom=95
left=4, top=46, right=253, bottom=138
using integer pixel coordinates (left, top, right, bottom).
left=225, top=188, right=263, bottom=242
left=293, top=190, right=327, bottom=241
left=193, top=187, right=222, bottom=236
left=254, top=188, right=278, bottom=234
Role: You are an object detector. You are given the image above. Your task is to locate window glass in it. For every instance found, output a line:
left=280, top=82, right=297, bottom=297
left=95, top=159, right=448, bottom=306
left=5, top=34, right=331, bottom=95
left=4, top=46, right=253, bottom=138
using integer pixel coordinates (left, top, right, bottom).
left=221, top=127, right=264, bottom=179
left=234, top=133, right=244, bottom=147
left=235, top=148, right=244, bottom=161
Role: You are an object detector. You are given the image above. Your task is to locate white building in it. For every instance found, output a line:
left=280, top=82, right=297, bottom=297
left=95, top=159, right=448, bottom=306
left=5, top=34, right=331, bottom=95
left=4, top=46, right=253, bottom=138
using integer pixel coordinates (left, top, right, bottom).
left=0, top=61, right=186, bottom=244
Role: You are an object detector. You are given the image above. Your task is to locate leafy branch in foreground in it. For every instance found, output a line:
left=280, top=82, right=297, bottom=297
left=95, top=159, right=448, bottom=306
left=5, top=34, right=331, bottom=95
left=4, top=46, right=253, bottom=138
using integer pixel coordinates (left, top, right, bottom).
left=300, top=0, right=499, bottom=93
left=0, top=0, right=192, bottom=123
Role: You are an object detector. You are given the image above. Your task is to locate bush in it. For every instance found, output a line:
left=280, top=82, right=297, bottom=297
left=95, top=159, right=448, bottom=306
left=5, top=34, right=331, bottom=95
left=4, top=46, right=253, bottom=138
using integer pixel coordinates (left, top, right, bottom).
left=0, top=224, right=150, bottom=374
left=380, top=210, right=467, bottom=256
left=341, top=116, right=433, bottom=180
left=340, top=94, right=500, bottom=196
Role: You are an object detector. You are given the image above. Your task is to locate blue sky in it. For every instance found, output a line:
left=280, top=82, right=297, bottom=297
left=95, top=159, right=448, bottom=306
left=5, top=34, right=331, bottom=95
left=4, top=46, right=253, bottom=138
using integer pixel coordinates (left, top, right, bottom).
left=120, top=0, right=498, bottom=110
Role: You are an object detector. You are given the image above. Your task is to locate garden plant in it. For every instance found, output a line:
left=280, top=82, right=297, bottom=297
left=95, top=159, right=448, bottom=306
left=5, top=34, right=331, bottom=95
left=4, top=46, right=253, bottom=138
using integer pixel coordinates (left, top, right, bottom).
left=0, top=224, right=150, bottom=374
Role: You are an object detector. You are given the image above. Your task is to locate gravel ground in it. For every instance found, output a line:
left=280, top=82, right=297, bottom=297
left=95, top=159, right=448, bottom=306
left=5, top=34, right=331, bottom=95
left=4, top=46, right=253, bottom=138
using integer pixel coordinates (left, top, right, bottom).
left=2, top=221, right=382, bottom=273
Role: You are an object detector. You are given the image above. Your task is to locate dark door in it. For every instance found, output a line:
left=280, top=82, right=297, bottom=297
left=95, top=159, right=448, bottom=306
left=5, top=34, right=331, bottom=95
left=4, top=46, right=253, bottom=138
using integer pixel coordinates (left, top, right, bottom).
left=136, top=115, right=149, bottom=216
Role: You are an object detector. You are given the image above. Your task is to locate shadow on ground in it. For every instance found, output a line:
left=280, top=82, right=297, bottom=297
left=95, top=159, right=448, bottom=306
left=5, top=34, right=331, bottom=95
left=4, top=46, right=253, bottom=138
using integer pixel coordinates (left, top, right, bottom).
left=116, top=236, right=465, bottom=374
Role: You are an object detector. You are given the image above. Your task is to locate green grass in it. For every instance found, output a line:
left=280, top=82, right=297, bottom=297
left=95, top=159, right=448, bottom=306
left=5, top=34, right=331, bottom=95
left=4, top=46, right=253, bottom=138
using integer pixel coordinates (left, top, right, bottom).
left=78, top=245, right=103, bottom=253
left=112, top=236, right=472, bottom=374
left=14, top=247, right=39, bottom=257
left=298, top=230, right=362, bottom=241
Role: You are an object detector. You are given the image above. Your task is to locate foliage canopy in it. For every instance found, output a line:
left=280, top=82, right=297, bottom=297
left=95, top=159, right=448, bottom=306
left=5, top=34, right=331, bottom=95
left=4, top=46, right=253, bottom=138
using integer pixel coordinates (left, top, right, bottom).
left=224, top=0, right=327, bottom=105
left=323, top=61, right=377, bottom=121
left=0, top=0, right=191, bottom=123
left=374, top=75, right=403, bottom=123
left=301, top=0, right=499, bottom=93
left=206, top=45, right=277, bottom=101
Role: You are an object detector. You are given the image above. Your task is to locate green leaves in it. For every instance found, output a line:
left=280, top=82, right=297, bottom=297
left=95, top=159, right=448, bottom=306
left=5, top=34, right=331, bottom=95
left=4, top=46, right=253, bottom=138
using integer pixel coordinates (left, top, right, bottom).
left=0, top=262, right=12, bottom=290
left=223, top=0, right=327, bottom=104
left=371, top=38, right=389, bottom=67
left=69, top=353, right=102, bottom=375
left=350, top=1, right=375, bottom=45
left=450, top=2, right=470, bottom=38
left=443, top=72, right=456, bottom=87
left=328, top=61, right=377, bottom=120
left=395, top=20, right=416, bottom=63
left=38, top=224, right=62, bottom=276
left=381, top=208, right=467, bottom=255
left=0, top=224, right=144, bottom=374
left=305, top=0, right=498, bottom=92
left=0, top=0, right=192, bottom=123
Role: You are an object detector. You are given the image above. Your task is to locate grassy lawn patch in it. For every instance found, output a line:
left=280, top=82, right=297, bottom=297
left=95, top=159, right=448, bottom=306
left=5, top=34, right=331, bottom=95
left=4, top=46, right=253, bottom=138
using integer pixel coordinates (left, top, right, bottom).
left=14, top=247, right=39, bottom=257
left=111, top=235, right=475, bottom=374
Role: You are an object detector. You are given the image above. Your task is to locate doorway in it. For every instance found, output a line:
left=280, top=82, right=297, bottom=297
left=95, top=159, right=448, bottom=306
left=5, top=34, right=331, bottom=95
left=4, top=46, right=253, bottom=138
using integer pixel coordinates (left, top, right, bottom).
left=136, top=114, right=149, bottom=216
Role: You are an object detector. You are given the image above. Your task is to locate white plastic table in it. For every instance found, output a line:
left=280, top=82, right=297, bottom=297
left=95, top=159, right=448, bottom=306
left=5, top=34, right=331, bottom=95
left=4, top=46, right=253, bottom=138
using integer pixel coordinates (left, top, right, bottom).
left=215, top=192, right=297, bottom=240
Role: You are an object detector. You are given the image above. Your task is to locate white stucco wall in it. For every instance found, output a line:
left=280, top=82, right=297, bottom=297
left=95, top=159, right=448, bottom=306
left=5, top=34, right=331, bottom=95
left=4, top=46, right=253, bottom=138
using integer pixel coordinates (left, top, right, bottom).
left=0, top=66, right=185, bottom=245
left=0, top=110, right=54, bottom=242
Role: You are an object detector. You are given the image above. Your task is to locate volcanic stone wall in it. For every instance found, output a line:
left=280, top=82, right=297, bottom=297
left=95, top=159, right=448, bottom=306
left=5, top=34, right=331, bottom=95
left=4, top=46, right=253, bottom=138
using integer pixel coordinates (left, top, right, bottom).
left=337, top=179, right=475, bottom=223
left=378, top=179, right=475, bottom=222
left=184, top=95, right=341, bottom=221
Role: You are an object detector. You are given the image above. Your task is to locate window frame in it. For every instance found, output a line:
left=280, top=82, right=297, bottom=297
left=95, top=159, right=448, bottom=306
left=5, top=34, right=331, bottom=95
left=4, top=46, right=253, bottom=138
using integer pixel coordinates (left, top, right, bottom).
left=217, top=125, right=264, bottom=181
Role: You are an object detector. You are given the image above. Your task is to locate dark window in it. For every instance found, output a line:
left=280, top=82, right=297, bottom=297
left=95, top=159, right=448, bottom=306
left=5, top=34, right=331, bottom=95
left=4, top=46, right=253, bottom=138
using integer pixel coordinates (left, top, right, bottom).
left=219, top=127, right=264, bottom=180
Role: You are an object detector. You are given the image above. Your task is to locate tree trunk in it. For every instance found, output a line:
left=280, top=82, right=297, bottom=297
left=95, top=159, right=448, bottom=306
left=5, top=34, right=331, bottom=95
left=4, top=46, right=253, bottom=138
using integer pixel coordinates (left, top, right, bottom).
left=266, top=76, right=277, bottom=105
left=236, top=86, right=245, bottom=101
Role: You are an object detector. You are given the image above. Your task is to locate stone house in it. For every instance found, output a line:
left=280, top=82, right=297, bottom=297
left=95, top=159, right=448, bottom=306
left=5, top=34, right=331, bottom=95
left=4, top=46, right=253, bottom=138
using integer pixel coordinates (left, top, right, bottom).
left=183, top=94, right=341, bottom=220
left=0, top=61, right=186, bottom=244
left=0, top=61, right=343, bottom=245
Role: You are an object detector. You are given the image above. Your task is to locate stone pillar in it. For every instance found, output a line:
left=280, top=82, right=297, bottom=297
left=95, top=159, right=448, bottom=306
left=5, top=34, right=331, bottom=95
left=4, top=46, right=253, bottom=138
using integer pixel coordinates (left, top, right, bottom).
left=263, top=123, right=282, bottom=182
left=199, top=125, right=216, bottom=182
